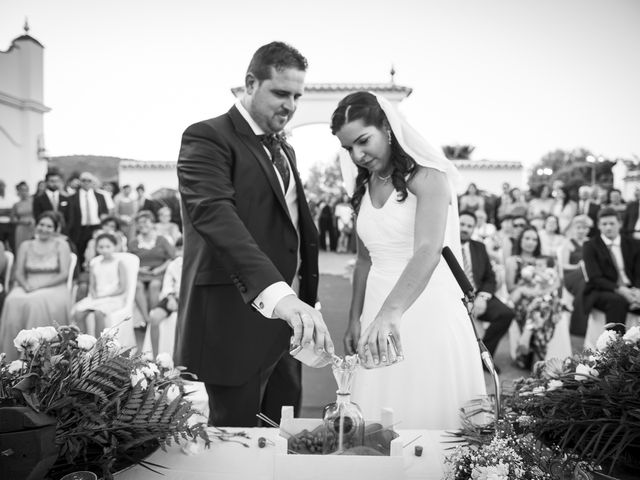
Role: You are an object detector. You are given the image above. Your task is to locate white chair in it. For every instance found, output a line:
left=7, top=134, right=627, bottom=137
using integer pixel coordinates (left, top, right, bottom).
left=142, top=311, right=177, bottom=359
left=104, top=253, right=139, bottom=349
left=3, top=251, right=14, bottom=293
left=67, top=253, right=77, bottom=295
left=83, top=253, right=139, bottom=348
left=545, top=249, right=573, bottom=360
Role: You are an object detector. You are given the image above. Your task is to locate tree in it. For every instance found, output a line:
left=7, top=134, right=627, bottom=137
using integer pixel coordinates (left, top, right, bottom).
left=442, top=144, right=475, bottom=160
left=303, top=153, right=345, bottom=203
left=528, top=148, right=614, bottom=196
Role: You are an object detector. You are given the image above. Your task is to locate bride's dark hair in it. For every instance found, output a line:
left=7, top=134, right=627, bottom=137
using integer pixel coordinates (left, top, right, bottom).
left=330, top=92, right=417, bottom=214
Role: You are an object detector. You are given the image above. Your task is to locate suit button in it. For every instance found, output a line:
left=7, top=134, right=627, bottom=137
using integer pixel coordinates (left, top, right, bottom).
left=289, top=248, right=296, bottom=253
left=258, top=302, right=264, bottom=309
left=240, top=287, right=247, bottom=293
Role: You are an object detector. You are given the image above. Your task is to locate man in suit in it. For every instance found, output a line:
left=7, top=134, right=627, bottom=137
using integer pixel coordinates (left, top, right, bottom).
left=67, top=172, right=109, bottom=269
left=577, top=185, right=600, bottom=237
left=583, top=207, right=640, bottom=324
left=460, top=211, right=515, bottom=373
left=622, top=187, right=640, bottom=238
left=33, top=169, right=70, bottom=229
left=176, top=42, right=334, bottom=428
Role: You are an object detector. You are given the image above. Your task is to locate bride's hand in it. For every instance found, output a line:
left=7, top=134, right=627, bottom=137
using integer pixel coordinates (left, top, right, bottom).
left=357, top=312, right=403, bottom=368
left=343, top=320, right=361, bottom=356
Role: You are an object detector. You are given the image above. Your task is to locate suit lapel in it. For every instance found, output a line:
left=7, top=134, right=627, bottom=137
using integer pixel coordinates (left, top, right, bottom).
left=228, top=106, right=289, bottom=216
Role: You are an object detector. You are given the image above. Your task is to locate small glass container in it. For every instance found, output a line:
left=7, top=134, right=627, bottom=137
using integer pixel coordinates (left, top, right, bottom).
left=321, top=354, right=364, bottom=454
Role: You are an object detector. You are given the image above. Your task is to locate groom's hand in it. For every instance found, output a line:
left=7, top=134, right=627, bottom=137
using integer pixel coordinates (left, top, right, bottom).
left=274, top=295, right=334, bottom=356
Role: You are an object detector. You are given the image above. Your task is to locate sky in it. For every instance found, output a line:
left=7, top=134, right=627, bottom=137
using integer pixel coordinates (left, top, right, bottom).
left=2, top=0, right=639, bottom=177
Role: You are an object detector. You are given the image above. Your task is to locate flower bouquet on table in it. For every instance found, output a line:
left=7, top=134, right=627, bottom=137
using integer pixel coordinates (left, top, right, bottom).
left=506, top=326, right=640, bottom=478
left=0, top=324, right=210, bottom=480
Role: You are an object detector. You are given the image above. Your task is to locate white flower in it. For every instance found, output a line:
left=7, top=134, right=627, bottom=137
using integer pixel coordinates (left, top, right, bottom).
left=156, top=353, right=174, bottom=370
left=141, top=362, right=159, bottom=379
left=575, top=363, right=599, bottom=381
left=8, top=360, right=26, bottom=374
left=623, top=326, right=640, bottom=344
left=165, top=384, right=181, bottom=403
left=547, top=379, right=563, bottom=391
left=596, top=330, right=618, bottom=351
left=532, top=386, right=546, bottom=396
left=35, top=326, right=58, bottom=342
left=13, top=328, right=42, bottom=353
left=77, top=334, right=97, bottom=350
left=100, top=327, right=118, bottom=339
left=130, top=369, right=148, bottom=389
left=472, top=464, right=509, bottom=480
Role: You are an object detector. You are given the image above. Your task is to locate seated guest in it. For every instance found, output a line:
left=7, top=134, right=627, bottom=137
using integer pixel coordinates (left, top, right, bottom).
left=155, top=206, right=181, bottom=245
left=72, top=233, right=127, bottom=335
left=459, top=183, right=485, bottom=214
left=83, top=216, right=127, bottom=269
left=605, top=188, right=627, bottom=216
left=558, top=215, right=593, bottom=335
left=538, top=214, right=565, bottom=258
left=0, top=242, right=7, bottom=314
left=583, top=208, right=640, bottom=325
left=147, top=236, right=183, bottom=356
left=551, top=186, right=577, bottom=234
left=113, top=184, right=138, bottom=241
left=460, top=211, right=515, bottom=372
left=128, top=210, right=175, bottom=326
left=471, top=209, right=496, bottom=243
left=0, top=212, right=71, bottom=361
left=506, top=227, right=562, bottom=369
left=527, top=184, right=554, bottom=220
left=622, top=187, right=640, bottom=238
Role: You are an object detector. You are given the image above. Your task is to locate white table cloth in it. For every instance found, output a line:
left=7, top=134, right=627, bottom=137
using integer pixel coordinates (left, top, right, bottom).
left=115, top=427, right=453, bottom=480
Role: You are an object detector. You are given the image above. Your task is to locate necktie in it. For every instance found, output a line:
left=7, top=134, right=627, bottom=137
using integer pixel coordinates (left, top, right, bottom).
left=607, top=243, right=625, bottom=286
left=84, top=191, right=92, bottom=225
left=462, top=243, right=476, bottom=291
left=50, top=191, right=58, bottom=211
left=260, top=134, right=290, bottom=191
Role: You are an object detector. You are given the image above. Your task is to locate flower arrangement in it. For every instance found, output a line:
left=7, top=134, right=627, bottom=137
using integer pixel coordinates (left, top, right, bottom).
left=444, top=428, right=552, bottom=480
left=507, top=326, right=640, bottom=475
left=0, top=324, right=210, bottom=479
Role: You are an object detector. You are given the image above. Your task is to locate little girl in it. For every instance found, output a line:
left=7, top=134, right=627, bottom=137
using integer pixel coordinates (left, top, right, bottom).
left=72, top=233, right=127, bottom=335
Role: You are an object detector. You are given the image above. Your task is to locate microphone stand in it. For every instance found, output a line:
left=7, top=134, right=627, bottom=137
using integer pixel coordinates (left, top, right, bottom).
left=460, top=290, right=502, bottom=427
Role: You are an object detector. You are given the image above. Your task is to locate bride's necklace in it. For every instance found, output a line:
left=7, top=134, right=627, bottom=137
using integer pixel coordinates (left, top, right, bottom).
left=374, top=171, right=393, bottom=184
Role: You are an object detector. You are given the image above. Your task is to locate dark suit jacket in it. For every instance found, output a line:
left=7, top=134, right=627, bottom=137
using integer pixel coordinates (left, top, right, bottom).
left=467, top=239, right=497, bottom=295
left=66, top=190, right=109, bottom=241
left=32, top=191, right=70, bottom=229
left=175, top=105, right=319, bottom=386
left=623, top=201, right=640, bottom=235
left=583, top=235, right=640, bottom=312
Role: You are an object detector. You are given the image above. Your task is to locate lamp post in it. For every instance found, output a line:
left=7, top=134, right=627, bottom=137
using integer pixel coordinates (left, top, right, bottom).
left=586, top=155, right=605, bottom=186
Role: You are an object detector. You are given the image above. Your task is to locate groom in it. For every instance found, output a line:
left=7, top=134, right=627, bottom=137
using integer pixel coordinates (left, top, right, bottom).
left=175, top=42, right=334, bottom=427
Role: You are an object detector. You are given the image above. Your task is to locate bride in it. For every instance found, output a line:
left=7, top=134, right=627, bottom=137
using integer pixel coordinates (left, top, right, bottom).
left=331, top=92, right=486, bottom=429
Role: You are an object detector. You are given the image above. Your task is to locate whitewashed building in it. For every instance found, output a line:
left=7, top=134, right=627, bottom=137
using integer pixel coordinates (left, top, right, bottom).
left=0, top=23, right=50, bottom=191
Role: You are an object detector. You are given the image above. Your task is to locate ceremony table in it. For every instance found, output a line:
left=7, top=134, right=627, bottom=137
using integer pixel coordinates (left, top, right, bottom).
left=115, top=427, right=451, bottom=480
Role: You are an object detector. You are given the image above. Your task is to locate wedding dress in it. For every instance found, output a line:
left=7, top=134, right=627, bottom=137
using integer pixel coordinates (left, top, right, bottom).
left=343, top=94, right=486, bottom=429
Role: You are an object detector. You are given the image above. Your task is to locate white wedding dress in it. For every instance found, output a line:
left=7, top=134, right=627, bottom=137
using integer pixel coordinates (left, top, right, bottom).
left=351, top=186, right=487, bottom=430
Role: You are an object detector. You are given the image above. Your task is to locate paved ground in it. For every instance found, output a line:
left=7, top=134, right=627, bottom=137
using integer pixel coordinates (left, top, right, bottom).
left=300, top=251, right=585, bottom=417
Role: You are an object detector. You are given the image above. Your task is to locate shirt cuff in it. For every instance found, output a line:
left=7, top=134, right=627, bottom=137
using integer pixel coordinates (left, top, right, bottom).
left=477, top=291, right=492, bottom=300
left=252, top=282, right=296, bottom=318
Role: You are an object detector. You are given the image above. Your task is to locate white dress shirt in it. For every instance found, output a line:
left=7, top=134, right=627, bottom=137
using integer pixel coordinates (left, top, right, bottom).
left=235, top=100, right=301, bottom=318
left=80, top=189, right=100, bottom=226
left=46, top=189, right=60, bottom=211
left=601, top=234, right=631, bottom=286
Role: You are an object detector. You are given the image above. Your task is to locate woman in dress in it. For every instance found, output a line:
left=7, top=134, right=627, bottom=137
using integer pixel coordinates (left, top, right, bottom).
left=538, top=214, right=565, bottom=258
left=72, top=232, right=127, bottom=335
left=605, top=189, right=627, bottom=216
left=154, top=206, right=181, bottom=245
left=113, top=184, right=138, bottom=241
left=551, top=187, right=578, bottom=233
left=558, top=214, right=592, bottom=335
left=11, top=181, right=35, bottom=252
left=528, top=184, right=554, bottom=220
left=0, top=212, right=71, bottom=361
left=331, top=92, right=486, bottom=429
left=128, top=210, right=175, bottom=326
left=459, top=183, right=485, bottom=214
left=505, top=227, right=561, bottom=369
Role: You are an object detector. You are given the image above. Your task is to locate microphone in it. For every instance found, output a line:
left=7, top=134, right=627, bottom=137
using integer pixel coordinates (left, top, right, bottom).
left=442, top=246, right=474, bottom=298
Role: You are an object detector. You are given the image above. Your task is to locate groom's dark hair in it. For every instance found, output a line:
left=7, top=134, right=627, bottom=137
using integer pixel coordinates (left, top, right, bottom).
left=246, top=42, right=308, bottom=82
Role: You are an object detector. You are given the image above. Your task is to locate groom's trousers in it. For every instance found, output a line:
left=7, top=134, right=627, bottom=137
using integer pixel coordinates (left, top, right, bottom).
left=205, top=349, right=301, bottom=427
left=477, top=296, right=515, bottom=357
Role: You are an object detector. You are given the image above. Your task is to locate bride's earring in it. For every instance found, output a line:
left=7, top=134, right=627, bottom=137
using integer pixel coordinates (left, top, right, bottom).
left=386, top=130, right=392, bottom=145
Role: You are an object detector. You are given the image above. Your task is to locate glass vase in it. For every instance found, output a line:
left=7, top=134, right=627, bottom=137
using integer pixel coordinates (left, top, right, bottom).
left=321, top=355, right=364, bottom=454
left=321, top=393, right=365, bottom=454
